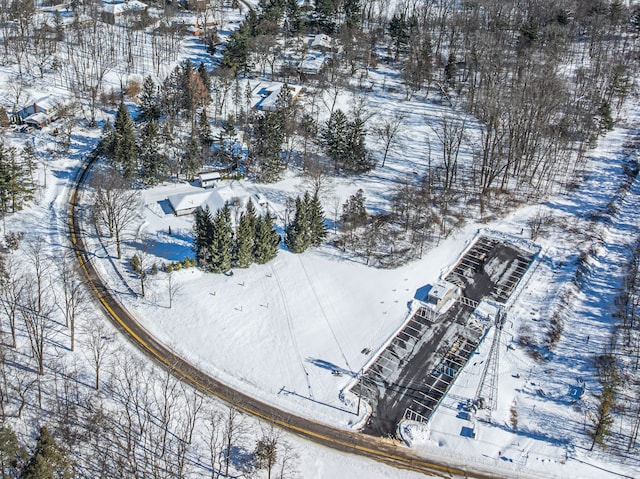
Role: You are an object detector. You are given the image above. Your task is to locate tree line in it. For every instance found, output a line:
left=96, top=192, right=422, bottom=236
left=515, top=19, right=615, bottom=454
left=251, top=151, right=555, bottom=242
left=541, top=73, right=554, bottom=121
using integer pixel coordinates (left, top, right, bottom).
left=193, top=199, right=280, bottom=273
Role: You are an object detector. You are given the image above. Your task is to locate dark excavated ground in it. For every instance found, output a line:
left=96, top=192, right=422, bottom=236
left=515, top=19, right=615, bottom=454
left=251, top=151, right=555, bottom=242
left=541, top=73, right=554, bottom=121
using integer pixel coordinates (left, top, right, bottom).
left=359, top=237, right=534, bottom=437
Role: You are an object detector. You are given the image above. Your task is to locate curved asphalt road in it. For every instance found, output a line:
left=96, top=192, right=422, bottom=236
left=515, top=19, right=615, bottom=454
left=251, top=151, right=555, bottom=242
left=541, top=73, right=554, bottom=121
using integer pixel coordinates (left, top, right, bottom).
left=69, top=152, right=518, bottom=479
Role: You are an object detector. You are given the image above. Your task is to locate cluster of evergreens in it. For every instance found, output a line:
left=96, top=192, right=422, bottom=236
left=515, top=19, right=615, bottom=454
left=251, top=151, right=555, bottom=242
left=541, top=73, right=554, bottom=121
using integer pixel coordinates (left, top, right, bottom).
left=249, top=84, right=294, bottom=182
left=193, top=200, right=280, bottom=272
left=321, top=109, right=372, bottom=174
left=0, top=425, right=72, bottom=479
left=284, top=191, right=328, bottom=253
left=101, top=60, right=212, bottom=184
left=0, top=141, right=37, bottom=220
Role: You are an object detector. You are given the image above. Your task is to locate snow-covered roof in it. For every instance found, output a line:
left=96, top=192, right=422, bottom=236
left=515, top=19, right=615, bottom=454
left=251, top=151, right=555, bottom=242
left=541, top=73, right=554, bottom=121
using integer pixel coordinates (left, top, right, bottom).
left=167, top=185, right=266, bottom=220
left=14, top=96, right=62, bottom=120
left=24, top=112, right=50, bottom=126
left=310, top=33, right=334, bottom=50
left=204, top=185, right=251, bottom=214
left=250, top=82, right=303, bottom=112
left=32, top=4, right=80, bottom=27
left=28, top=96, right=58, bottom=112
left=167, top=191, right=212, bottom=214
left=299, top=53, right=326, bottom=75
left=198, top=172, right=221, bottom=182
left=102, top=0, right=148, bottom=15
left=429, top=280, right=458, bottom=301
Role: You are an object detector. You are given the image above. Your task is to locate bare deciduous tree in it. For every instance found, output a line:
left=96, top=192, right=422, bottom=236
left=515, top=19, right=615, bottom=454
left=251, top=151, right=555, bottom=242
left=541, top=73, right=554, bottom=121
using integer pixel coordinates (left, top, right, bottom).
left=92, top=168, right=142, bottom=259
left=0, top=253, right=23, bottom=348
left=254, top=424, right=280, bottom=479
left=55, top=253, right=88, bottom=351
left=203, top=408, right=224, bottom=479
left=430, top=112, right=466, bottom=192
left=222, top=405, right=245, bottom=478
left=167, top=271, right=182, bottom=309
left=83, top=321, right=113, bottom=390
left=374, top=112, right=405, bottom=168
left=20, top=275, right=55, bottom=375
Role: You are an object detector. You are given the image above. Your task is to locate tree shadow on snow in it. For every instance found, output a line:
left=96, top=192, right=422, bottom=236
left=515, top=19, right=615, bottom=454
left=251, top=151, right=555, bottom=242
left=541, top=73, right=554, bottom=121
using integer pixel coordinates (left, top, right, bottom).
left=306, top=357, right=357, bottom=377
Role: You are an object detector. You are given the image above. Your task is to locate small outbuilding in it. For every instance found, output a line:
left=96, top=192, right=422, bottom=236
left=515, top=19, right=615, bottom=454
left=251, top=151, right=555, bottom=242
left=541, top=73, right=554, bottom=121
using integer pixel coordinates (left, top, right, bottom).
left=426, top=280, right=461, bottom=310
left=198, top=171, right=221, bottom=188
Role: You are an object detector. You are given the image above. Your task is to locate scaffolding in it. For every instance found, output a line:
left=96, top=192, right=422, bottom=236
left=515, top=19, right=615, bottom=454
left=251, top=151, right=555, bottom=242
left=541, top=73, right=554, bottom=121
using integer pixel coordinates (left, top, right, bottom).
left=473, top=309, right=506, bottom=420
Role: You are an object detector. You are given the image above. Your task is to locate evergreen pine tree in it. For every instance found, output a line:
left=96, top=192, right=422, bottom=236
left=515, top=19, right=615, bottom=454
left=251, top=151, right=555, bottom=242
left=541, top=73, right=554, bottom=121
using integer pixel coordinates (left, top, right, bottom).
left=220, top=115, right=237, bottom=144
left=21, top=142, right=38, bottom=186
left=254, top=213, right=280, bottom=264
left=180, top=136, right=202, bottom=181
left=0, top=425, right=19, bottom=479
left=314, top=0, right=337, bottom=32
left=285, top=0, right=304, bottom=34
left=209, top=204, right=234, bottom=273
left=339, top=189, right=367, bottom=250
left=590, top=383, right=616, bottom=450
left=388, top=13, right=409, bottom=60
left=198, top=109, right=214, bottom=147
left=112, top=101, right=138, bottom=180
left=284, top=195, right=310, bottom=253
left=198, top=61, right=212, bottom=91
left=139, top=120, right=164, bottom=185
left=245, top=197, right=258, bottom=229
left=252, top=112, right=285, bottom=182
left=308, top=190, right=328, bottom=246
left=161, top=67, right=183, bottom=123
left=221, top=20, right=252, bottom=74
left=0, top=141, right=36, bottom=216
left=341, top=189, right=367, bottom=228
left=22, top=426, right=72, bottom=479
left=235, top=210, right=255, bottom=268
left=180, top=59, right=196, bottom=113
left=217, top=115, right=237, bottom=163
left=193, top=205, right=215, bottom=269
left=99, top=118, right=115, bottom=155
left=345, top=115, right=373, bottom=173
left=138, top=76, right=161, bottom=122
left=321, top=109, right=349, bottom=172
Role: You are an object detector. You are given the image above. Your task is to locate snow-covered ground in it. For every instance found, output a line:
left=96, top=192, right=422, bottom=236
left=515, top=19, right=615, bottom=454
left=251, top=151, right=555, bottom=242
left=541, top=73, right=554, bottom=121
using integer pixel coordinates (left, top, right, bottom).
left=2, top=3, right=640, bottom=477
left=77, top=101, right=640, bottom=479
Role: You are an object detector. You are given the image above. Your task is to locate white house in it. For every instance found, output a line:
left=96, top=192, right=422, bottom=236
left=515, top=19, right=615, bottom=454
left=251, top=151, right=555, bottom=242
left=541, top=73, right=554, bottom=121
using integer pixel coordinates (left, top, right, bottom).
left=167, top=185, right=269, bottom=222
left=309, top=34, right=336, bottom=52
left=167, top=191, right=212, bottom=216
left=299, top=53, right=326, bottom=76
left=14, top=96, right=63, bottom=127
left=250, top=82, right=303, bottom=112
left=101, top=0, right=148, bottom=23
left=198, top=171, right=221, bottom=188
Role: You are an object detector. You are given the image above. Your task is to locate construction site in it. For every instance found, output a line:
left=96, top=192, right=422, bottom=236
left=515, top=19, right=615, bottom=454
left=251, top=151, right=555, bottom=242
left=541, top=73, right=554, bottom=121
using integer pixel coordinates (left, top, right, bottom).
left=355, top=234, right=537, bottom=438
